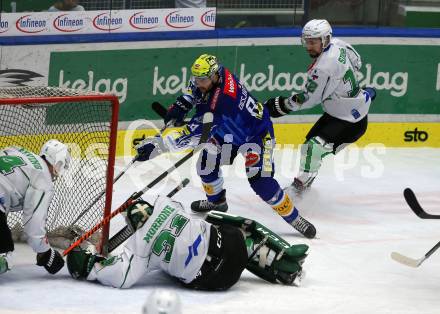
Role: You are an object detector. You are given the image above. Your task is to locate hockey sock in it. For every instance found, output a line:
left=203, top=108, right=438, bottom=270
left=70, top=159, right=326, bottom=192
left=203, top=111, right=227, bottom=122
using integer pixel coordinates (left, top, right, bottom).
left=298, top=136, right=334, bottom=184
left=202, top=177, right=225, bottom=203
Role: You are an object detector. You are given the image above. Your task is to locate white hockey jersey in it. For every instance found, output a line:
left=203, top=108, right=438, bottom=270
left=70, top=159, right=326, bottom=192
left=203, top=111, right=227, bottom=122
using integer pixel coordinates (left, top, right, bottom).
left=289, top=38, right=371, bottom=122
left=0, top=147, right=53, bottom=253
left=87, top=196, right=212, bottom=288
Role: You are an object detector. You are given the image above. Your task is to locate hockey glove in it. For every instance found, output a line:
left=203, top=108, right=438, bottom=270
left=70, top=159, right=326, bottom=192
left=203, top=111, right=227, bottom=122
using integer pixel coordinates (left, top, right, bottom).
left=164, top=95, right=192, bottom=126
left=364, top=87, right=377, bottom=101
left=124, top=200, right=153, bottom=232
left=36, top=248, right=65, bottom=274
left=66, top=245, right=105, bottom=280
left=264, top=96, right=291, bottom=118
left=135, top=136, right=166, bottom=161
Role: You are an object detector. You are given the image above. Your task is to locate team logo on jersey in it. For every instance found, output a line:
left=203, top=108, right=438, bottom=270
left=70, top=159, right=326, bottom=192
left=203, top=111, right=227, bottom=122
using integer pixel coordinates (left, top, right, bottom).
left=245, top=152, right=260, bottom=167
left=210, top=87, right=221, bottom=110
left=223, top=69, right=237, bottom=99
left=184, top=234, right=202, bottom=267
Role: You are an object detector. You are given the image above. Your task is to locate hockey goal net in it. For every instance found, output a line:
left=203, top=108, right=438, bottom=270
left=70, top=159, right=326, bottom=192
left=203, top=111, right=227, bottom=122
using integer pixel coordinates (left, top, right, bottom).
left=0, top=86, right=119, bottom=253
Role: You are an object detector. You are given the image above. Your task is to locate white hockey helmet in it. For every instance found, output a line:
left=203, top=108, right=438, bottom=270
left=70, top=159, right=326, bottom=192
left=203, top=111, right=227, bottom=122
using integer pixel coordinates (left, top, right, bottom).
left=40, top=139, right=71, bottom=176
left=142, top=289, right=182, bottom=314
left=301, top=19, right=333, bottom=49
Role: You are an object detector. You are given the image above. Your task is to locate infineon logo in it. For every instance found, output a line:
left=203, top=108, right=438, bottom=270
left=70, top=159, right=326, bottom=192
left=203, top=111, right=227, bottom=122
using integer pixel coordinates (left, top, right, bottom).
left=129, top=12, right=159, bottom=30
left=0, top=19, right=9, bottom=33
left=92, top=13, right=123, bottom=31
left=165, top=10, right=194, bottom=29
left=16, top=15, right=47, bottom=33
left=201, top=10, right=215, bottom=27
left=53, top=14, right=85, bottom=32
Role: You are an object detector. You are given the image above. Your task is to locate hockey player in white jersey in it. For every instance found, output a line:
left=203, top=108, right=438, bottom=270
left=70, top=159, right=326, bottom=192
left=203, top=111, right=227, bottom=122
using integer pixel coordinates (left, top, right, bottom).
left=265, top=19, right=377, bottom=193
left=66, top=196, right=308, bottom=290
left=0, top=140, right=70, bottom=275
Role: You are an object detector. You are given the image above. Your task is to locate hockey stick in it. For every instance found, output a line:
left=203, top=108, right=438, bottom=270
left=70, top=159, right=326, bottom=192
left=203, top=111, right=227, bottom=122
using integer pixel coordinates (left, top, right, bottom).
left=107, top=178, right=190, bottom=252
left=152, top=101, right=167, bottom=119
left=404, top=188, right=440, bottom=219
left=391, top=240, right=440, bottom=268
left=68, top=103, right=174, bottom=229
left=152, top=101, right=187, bottom=127
left=62, top=112, right=213, bottom=256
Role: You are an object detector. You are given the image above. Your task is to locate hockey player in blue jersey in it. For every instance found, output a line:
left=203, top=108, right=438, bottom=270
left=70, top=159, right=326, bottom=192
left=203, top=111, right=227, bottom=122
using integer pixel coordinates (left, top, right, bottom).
left=136, top=54, right=316, bottom=239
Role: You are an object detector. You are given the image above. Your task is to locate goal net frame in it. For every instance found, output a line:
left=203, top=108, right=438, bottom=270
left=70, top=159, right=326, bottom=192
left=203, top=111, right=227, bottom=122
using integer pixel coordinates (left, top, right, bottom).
left=0, top=87, right=119, bottom=254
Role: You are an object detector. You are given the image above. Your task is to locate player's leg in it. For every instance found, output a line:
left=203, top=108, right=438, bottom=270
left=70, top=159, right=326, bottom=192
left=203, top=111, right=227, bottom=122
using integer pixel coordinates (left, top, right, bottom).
left=184, top=224, right=248, bottom=290
left=191, top=139, right=238, bottom=213
left=0, top=210, right=14, bottom=274
left=246, top=129, right=316, bottom=238
left=206, top=211, right=309, bottom=285
left=291, top=113, right=368, bottom=193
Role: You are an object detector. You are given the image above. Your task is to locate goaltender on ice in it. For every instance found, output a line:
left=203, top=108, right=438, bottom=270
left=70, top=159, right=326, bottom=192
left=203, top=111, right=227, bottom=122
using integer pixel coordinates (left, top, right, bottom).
left=66, top=195, right=309, bottom=290
left=135, top=53, right=316, bottom=239
left=0, top=139, right=71, bottom=275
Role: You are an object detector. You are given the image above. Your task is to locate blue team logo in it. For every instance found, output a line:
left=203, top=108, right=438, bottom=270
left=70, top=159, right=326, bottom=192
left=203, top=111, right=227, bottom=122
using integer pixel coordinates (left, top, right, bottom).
left=184, top=234, right=202, bottom=267
left=351, top=109, right=360, bottom=119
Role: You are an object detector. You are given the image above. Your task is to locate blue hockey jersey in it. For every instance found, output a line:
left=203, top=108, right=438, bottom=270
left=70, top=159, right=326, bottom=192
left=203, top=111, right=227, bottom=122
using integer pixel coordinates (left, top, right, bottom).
left=171, top=66, right=273, bottom=149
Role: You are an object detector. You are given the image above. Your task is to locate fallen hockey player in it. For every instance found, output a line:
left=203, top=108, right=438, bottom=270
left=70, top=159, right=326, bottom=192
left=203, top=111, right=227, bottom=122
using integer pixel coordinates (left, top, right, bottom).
left=66, top=195, right=308, bottom=290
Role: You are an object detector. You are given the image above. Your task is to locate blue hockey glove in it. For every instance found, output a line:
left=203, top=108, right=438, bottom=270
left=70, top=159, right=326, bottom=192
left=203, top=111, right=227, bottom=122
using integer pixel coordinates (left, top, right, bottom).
left=164, top=96, right=192, bottom=125
left=135, top=136, right=166, bottom=161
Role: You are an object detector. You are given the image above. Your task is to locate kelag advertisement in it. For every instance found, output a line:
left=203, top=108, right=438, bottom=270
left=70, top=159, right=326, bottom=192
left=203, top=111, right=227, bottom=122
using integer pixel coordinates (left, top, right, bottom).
left=48, top=45, right=440, bottom=121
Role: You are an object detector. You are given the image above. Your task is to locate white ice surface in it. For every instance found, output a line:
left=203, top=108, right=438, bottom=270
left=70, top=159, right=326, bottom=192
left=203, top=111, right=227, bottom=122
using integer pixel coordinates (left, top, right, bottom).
left=1, top=147, right=440, bottom=314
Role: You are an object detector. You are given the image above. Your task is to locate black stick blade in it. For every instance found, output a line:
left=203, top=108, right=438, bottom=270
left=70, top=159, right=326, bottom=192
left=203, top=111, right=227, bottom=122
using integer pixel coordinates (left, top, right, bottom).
left=404, top=188, right=440, bottom=219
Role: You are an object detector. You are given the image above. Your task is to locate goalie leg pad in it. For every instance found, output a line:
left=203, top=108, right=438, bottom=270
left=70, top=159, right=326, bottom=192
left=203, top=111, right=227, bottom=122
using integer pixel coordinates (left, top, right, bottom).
left=206, top=211, right=309, bottom=285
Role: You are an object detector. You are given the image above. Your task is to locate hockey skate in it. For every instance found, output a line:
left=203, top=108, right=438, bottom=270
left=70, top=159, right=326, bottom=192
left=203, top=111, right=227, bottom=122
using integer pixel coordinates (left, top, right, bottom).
left=290, top=214, right=316, bottom=239
left=0, top=254, right=10, bottom=274
left=191, top=193, right=228, bottom=213
left=285, top=177, right=315, bottom=196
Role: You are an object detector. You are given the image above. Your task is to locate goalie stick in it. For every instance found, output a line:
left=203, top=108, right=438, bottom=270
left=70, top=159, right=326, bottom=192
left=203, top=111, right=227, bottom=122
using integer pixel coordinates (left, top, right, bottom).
left=404, top=188, right=440, bottom=219
left=107, top=178, right=190, bottom=252
left=391, top=240, right=440, bottom=268
left=62, top=112, right=213, bottom=256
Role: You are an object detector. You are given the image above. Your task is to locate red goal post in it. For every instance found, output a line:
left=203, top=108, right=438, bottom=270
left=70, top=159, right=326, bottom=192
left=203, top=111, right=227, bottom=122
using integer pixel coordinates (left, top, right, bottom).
left=0, top=86, right=119, bottom=254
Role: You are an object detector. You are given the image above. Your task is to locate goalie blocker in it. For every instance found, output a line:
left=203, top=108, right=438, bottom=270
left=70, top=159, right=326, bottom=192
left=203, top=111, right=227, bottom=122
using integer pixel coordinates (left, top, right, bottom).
left=66, top=196, right=308, bottom=289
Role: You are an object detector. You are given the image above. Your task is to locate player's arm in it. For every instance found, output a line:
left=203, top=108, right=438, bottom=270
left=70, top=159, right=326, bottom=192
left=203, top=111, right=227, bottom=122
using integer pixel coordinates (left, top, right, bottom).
left=264, top=68, right=333, bottom=117
left=67, top=201, right=154, bottom=288
left=163, top=80, right=198, bottom=126
left=206, top=211, right=308, bottom=285
left=22, top=181, right=65, bottom=274
left=135, top=114, right=205, bottom=161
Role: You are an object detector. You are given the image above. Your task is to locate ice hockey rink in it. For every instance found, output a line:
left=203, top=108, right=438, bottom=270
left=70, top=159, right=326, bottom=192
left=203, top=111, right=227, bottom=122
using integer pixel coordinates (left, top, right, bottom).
left=1, top=146, right=440, bottom=314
